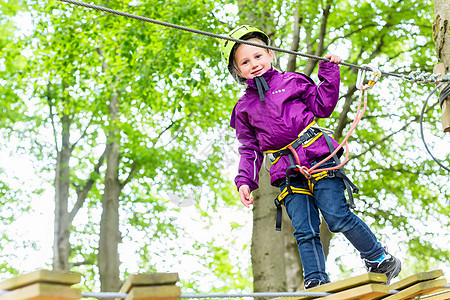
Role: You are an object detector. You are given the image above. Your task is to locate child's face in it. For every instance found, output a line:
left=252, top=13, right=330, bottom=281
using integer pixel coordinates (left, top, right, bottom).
left=233, top=39, right=273, bottom=80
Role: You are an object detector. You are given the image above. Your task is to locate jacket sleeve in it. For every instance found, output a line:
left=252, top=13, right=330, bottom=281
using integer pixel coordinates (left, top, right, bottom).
left=299, top=61, right=341, bottom=118
left=230, top=105, right=263, bottom=192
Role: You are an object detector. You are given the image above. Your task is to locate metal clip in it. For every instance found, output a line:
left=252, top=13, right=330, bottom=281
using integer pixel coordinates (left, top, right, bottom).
left=299, top=166, right=311, bottom=178
left=357, top=64, right=381, bottom=89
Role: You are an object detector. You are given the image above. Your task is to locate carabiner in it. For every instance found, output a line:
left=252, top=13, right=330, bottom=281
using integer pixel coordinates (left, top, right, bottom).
left=299, top=166, right=311, bottom=179
left=357, top=64, right=381, bottom=89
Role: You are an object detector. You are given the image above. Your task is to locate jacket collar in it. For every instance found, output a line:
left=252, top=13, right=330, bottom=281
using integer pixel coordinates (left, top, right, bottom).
left=245, top=67, right=277, bottom=89
left=245, top=68, right=278, bottom=102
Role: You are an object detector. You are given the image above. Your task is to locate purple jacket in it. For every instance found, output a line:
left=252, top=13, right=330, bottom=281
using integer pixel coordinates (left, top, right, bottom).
left=230, top=62, right=341, bottom=191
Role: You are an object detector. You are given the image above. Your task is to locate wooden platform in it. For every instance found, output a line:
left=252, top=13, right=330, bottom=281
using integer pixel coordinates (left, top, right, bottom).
left=0, top=269, right=81, bottom=300
left=0, top=269, right=447, bottom=299
left=277, top=269, right=448, bottom=300
left=118, top=272, right=181, bottom=300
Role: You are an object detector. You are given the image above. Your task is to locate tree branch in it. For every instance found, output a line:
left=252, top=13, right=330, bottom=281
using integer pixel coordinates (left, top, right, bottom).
left=120, top=161, right=139, bottom=190
left=334, top=86, right=359, bottom=140
left=286, top=3, right=302, bottom=72
left=46, top=82, right=60, bottom=151
left=304, top=4, right=331, bottom=76
left=326, top=23, right=378, bottom=50
left=70, top=116, right=94, bottom=153
left=69, top=147, right=107, bottom=223
left=69, top=260, right=93, bottom=267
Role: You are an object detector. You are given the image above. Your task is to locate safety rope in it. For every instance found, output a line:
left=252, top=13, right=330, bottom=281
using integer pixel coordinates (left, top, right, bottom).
left=294, top=65, right=379, bottom=178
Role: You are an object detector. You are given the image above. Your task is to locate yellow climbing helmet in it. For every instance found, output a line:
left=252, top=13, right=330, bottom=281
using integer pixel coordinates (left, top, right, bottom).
left=220, top=24, right=270, bottom=67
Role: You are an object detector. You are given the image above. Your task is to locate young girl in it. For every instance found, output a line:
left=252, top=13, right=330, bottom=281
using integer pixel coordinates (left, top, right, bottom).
left=221, top=25, right=401, bottom=289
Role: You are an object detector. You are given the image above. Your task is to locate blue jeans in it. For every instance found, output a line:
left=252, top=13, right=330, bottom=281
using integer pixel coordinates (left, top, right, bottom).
left=280, top=161, right=384, bottom=282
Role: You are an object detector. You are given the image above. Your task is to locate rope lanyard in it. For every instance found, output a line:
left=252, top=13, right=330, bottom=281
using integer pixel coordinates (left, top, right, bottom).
left=293, top=66, right=378, bottom=179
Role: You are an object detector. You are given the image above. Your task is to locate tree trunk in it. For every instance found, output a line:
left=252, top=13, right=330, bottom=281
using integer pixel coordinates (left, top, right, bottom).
left=284, top=7, right=334, bottom=290
left=283, top=210, right=302, bottom=291
left=236, top=0, right=286, bottom=293
left=433, top=0, right=450, bottom=132
left=251, top=169, right=287, bottom=293
left=237, top=0, right=275, bottom=39
left=53, top=114, right=71, bottom=271
left=433, top=0, right=450, bottom=68
left=98, top=90, right=122, bottom=295
left=284, top=12, right=304, bottom=290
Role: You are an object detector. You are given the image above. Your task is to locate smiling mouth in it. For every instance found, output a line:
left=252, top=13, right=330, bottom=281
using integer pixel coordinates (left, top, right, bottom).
left=252, top=69, right=263, bottom=75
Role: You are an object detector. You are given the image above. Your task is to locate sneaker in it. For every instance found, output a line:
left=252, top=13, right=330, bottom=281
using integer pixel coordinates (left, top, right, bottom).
left=304, top=278, right=330, bottom=289
left=364, top=251, right=401, bottom=285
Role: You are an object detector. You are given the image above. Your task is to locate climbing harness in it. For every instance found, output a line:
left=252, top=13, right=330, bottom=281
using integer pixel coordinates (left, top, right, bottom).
left=57, top=0, right=450, bottom=173
left=271, top=127, right=360, bottom=231
left=270, top=65, right=381, bottom=231
left=270, top=122, right=359, bottom=231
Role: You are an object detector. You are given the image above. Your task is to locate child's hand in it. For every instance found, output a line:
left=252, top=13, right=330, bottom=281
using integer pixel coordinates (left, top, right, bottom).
left=239, top=185, right=254, bottom=208
left=324, top=54, right=342, bottom=64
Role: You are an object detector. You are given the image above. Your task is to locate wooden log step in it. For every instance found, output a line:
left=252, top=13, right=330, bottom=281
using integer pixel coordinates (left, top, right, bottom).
left=382, top=278, right=447, bottom=300
left=389, top=269, right=445, bottom=291
left=417, top=289, right=450, bottom=300
left=319, top=283, right=390, bottom=300
left=118, top=273, right=180, bottom=300
left=0, top=269, right=81, bottom=291
left=277, top=272, right=387, bottom=300
left=120, top=273, right=179, bottom=294
left=0, top=282, right=81, bottom=300
left=277, top=269, right=448, bottom=300
left=125, top=285, right=181, bottom=300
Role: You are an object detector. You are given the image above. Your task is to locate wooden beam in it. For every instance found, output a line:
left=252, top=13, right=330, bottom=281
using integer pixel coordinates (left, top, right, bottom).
left=0, top=269, right=81, bottom=291
left=0, top=282, right=81, bottom=300
left=382, top=278, right=447, bottom=300
left=276, top=272, right=386, bottom=300
left=318, top=283, right=390, bottom=300
left=418, top=290, right=450, bottom=300
left=119, top=273, right=180, bottom=300
left=120, top=273, right=179, bottom=294
left=389, top=269, right=444, bottom=291
left=125, top=285, right=181, bottom=300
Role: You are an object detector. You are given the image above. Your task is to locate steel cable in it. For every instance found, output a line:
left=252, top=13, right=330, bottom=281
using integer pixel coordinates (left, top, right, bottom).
left=1, top=286, right=450, bottom=299
left=57, top=0, right=413, bottom=79
left=420, top=83, right=450, bottom=172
